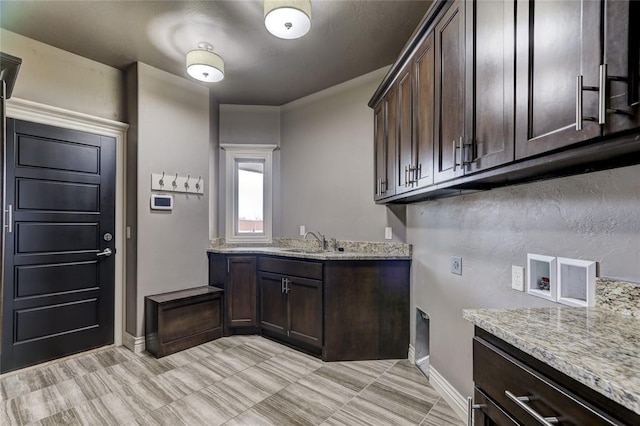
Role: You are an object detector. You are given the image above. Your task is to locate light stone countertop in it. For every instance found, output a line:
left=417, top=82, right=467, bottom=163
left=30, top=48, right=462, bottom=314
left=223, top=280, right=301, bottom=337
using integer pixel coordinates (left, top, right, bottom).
left=206, top=245, right=412, bottom=260
left=207, top=238, right=412, bottom=260
left=463, top=307, right=640, bottom=415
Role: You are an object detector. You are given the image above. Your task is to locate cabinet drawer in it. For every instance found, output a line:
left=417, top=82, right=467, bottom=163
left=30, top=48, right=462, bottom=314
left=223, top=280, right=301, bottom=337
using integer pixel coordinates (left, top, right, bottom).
left=259, top=256, right=322, bottom=280
left=473, top=337, right=619, bottom=425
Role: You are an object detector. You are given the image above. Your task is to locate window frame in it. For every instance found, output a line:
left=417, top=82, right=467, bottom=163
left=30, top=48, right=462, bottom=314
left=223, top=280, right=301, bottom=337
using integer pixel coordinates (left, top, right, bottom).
left=221, top=144, right=276, bottom=243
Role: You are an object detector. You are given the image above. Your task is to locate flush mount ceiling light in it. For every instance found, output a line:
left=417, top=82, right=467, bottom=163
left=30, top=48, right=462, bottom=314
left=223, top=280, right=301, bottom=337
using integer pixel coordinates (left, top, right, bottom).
left=264, top=0, right=312, bottom=40
left=186, top=42, right=224, bottom=83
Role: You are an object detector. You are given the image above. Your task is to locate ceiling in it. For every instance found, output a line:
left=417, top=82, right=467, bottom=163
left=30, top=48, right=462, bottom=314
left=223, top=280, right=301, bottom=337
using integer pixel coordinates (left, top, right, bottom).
left=0, top=0, right=432, bottom=106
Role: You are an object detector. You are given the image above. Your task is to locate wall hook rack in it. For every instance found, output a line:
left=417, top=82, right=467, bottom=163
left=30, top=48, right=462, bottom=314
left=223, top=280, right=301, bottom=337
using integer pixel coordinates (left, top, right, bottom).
left=151, top=172, right=204, bottom=195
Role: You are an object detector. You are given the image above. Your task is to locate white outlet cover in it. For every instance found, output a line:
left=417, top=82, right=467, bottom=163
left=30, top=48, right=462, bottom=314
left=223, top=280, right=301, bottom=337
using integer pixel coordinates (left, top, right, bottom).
left=300, top=225, right=306, bottom=236
left=385, top=227, right=392, bottom=240
left=512, top=265, right=525, bottom=291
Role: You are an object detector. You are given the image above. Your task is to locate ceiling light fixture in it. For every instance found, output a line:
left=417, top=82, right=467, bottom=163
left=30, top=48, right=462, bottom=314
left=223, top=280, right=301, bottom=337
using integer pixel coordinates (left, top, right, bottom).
left=264, top=0, right=312, bottom=40
left=186, top=42, right=224, bottom=83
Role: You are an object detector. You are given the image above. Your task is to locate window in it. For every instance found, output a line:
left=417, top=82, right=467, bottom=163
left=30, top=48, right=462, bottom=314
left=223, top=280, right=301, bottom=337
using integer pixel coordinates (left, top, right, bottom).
left=222, top=144, right=276, bottom=243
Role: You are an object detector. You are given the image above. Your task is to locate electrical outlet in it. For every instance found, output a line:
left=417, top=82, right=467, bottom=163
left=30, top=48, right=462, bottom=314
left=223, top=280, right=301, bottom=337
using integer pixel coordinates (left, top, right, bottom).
left=300, top=225, right=305, bottom=236
left=385, top=227, right=392, bottom=240
left=451, top=256, right=462, bottom=275
left=512, top=265, right=525, bottom=291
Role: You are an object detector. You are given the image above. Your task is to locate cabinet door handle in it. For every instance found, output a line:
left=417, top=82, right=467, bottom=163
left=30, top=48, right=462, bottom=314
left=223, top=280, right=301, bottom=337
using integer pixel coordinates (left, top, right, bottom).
left=227, top=258, right=230, bottom=273
left=404, top=165, right=409, bottom=187
left=466, top=396, right=486, bottom=426
left=452, top=139, right=457, bottom=172
left=281, top=277, right=285, bottom=293
left=599, top=64, right=607, bottom=124
left=504, top=391, right=559, bottom=425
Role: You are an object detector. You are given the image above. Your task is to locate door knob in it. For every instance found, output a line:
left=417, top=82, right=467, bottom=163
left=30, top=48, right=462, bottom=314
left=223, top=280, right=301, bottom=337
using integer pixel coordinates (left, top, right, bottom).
left=96, top=248, right=113, bottom=257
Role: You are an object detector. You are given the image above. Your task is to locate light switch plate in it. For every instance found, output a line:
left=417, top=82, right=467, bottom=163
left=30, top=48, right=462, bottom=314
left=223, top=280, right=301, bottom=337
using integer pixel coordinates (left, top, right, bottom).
left=385, top=227, right=392, bottom=240
left=512, top=265, right=525, bottom=291
left=300, top=225, right=306, bottom=236
left=451, top=256, right=462, bottom=275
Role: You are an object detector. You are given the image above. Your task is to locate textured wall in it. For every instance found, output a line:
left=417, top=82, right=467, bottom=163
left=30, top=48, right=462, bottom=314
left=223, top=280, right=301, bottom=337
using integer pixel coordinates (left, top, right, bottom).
left=279, top=67, right=406, bottom=242
left=133, top=63, right=210, bottom=336
left=0, top=29, right=124, bottom=121
left=217, top=105, right=281, bottom=237
left=409, top=164, right=640, bottom=398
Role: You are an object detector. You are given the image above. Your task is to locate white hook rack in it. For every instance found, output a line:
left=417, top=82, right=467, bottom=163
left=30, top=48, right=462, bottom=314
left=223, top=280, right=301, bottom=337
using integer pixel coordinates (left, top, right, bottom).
left=151, top=172, right=204, bottom=195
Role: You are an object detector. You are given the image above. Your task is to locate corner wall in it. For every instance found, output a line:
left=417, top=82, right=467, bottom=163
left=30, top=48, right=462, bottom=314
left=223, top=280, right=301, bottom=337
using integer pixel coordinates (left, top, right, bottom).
left=409, top=164, right=640, bottom=398
left=130, top=63, right=210, bottom=337
left=279, top=67, right=405, bottom=242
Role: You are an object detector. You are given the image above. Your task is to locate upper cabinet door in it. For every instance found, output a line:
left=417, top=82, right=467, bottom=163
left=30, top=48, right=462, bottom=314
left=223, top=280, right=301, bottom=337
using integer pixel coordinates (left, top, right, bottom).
left=465, top=0, right=515, bottom=173
left=384, top=88, right=397, bottom=197
left=373, top=103, right=386, bottom=200
left=515, top=0, right=602, bottom=160
left=604, top=0, right=640, bottom=136
left=434, top=0, right=466, bottom=183
left=396, top=65, right=413, bottom=193
left=412, top=32, right=435, bottom=188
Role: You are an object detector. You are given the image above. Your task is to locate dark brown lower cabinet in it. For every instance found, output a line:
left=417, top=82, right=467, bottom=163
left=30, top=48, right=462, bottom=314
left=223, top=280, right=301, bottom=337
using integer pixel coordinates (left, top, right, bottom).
left=208, top=253, right=257, bottom=334
left=258, top=258, right=323, bottom=351
left=323, top=260, right=410, bottom=361
left=473, top=328, right=640, bottom=425
left=210, top=253, right=411, bottom=361
left=145, top=286, right=223, bottom=358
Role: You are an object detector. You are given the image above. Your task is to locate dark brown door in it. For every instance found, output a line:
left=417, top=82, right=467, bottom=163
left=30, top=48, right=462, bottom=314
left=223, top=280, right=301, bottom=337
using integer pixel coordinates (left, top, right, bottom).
left=374, top=102, right=385, bottom=200
left=412, top=31, right=435, bottom=188
left=466, top=0, right=515, bottom=173
left=258, top=271, right=286, bottom=336
left=1, top=119, right=116, bottom=373
left=287, top=276, right=322, bottom=349
left=515, top=0, right=602, bottom=159
left=382, top=88, right=397, bottom=198
left=434, top=0, right=466, bottom=183
left=396, top=65, right=413, bottom=192
left=604, top=0, right=640, bottom=136
left=226, top=256, right=256, bottom=328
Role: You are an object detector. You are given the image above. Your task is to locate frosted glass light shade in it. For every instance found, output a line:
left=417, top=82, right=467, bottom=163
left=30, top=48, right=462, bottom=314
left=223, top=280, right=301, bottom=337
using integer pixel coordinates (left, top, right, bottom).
left=264, top=0, right=311, bottom=39
left=186, top=49, right=224, bottom=83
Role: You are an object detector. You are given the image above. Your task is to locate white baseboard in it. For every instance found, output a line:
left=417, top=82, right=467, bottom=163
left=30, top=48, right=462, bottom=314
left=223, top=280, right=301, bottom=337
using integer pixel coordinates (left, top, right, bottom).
left=408, top=344, right=415, bottom=363
left=429, top=366, right=467, bottom=423
left=123, top=332, right=146, bottom=354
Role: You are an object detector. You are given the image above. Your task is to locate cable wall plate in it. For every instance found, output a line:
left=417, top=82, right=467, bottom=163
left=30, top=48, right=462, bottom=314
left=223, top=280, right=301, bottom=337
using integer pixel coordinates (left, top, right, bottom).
left=151, top=173, right=204, bottom=195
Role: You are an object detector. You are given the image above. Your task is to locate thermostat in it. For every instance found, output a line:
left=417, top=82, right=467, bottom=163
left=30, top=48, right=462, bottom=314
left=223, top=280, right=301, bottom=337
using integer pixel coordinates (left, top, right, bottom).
left=151, top=194, right=173, bottom=211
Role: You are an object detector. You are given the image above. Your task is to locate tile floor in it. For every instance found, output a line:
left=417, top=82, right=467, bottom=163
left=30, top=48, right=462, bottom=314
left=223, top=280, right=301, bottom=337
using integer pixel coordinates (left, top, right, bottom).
left=0, top=335, right=464, bottom=425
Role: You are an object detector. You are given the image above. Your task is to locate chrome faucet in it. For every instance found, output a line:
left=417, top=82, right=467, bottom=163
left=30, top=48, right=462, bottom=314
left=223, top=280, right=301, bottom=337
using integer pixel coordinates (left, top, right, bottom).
left=304, top=231, right=326, bottom=251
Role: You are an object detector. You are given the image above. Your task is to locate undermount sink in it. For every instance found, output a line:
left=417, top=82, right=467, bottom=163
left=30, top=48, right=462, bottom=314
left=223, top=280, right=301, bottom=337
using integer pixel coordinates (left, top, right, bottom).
left=281, top=248, right=325, bottom=254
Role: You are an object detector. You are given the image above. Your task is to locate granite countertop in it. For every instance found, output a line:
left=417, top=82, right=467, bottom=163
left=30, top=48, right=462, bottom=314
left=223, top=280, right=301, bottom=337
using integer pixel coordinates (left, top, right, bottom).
left=207, top=238, right=412, bottom=260
left=463, top=306, right=640, bottom=415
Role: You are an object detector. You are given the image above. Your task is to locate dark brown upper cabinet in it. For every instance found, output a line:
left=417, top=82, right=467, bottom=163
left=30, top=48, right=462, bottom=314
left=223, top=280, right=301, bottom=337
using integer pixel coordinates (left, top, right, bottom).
left=412, top=32, right=436, bottom=188
left=603, top=0, right=640, bottom=136
left=434, top=0, right=466, bottom=183
left=369, top=0, right=640, bottom=203
left=396, top=64, right=414, bottom=193
left=515, top=0, right=602, bottom=159
left=374, top=88, right=397, bottom=200
left=464, top=0, right=515, bottom=173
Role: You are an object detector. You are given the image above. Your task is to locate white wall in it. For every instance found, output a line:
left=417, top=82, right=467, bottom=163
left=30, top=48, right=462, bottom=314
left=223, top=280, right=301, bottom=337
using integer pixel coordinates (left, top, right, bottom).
left=279, top=67, right=405, bottom=242
left=218, top=105, right=281, bottom=237
left=410, top=164, right=640, bottom=398
left=131, top=63, right=210, bottom=336
left=0, top=28, right=124, bottom=121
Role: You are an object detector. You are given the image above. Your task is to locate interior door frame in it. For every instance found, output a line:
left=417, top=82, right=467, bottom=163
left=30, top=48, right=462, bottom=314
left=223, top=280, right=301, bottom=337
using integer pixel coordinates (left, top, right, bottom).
left=5, top=97, right=128, bottom=348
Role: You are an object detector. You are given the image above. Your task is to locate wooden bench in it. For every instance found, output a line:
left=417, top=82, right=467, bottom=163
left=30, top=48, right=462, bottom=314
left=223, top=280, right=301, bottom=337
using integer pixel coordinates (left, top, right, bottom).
left=145, top=286, right=223, bottom=358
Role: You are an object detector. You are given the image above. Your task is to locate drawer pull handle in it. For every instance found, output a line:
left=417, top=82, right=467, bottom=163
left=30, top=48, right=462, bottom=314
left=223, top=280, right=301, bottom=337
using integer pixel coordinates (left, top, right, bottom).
left=505, top=390, right=559, bottom=425
left=466, top=396, right=486, bottom=426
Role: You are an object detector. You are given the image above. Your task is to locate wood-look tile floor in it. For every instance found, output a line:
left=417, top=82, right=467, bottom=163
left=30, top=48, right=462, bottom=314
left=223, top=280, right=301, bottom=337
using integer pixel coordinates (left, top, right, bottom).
left=0, top=336, right=464, bottom=426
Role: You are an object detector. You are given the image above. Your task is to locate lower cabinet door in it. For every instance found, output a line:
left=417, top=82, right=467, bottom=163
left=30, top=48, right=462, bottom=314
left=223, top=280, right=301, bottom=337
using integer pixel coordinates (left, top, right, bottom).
left=259, top=272, right=287, bottom=336
left=288, top=276, right=323, bottom=349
